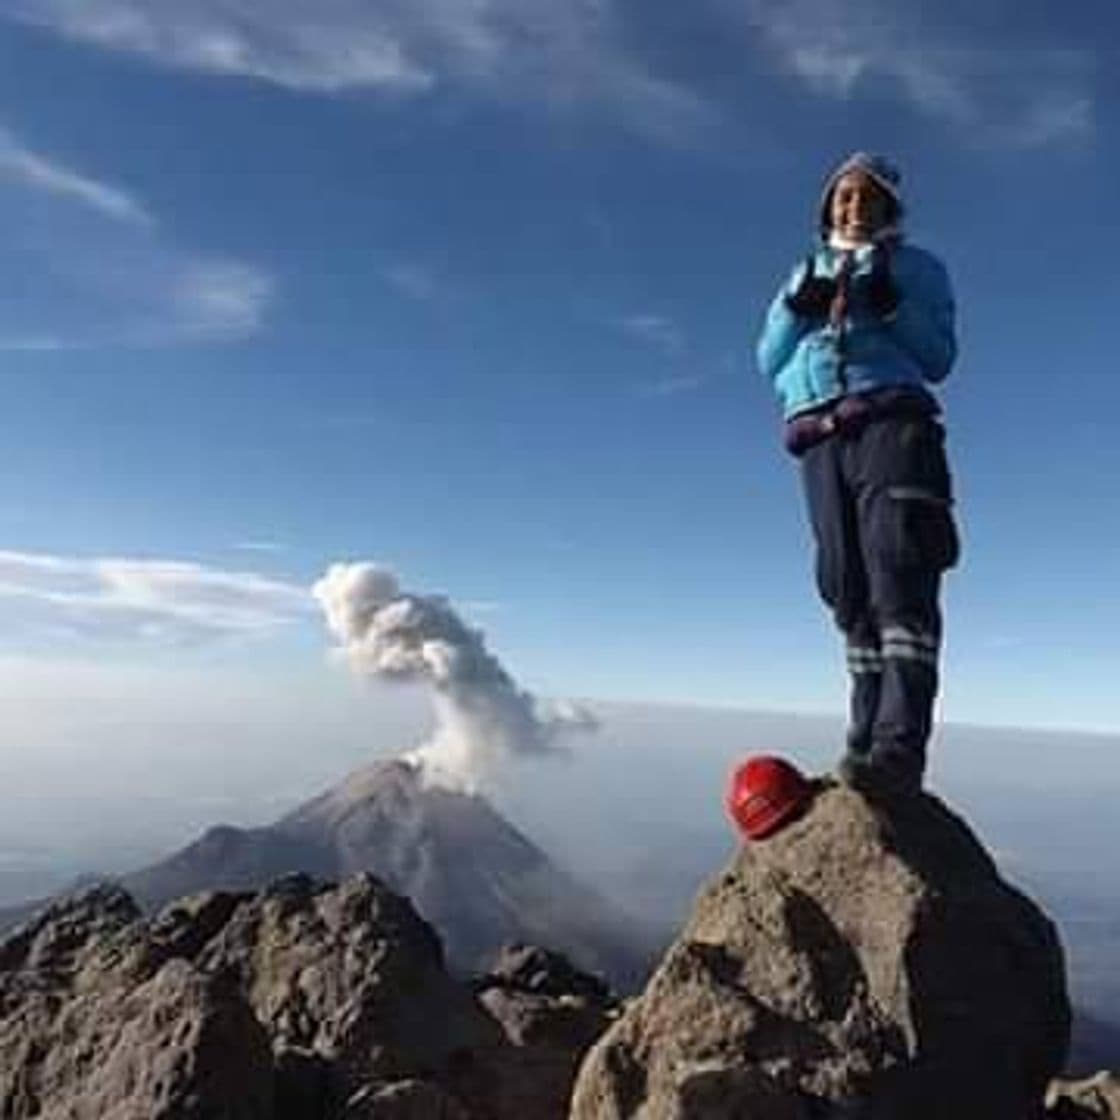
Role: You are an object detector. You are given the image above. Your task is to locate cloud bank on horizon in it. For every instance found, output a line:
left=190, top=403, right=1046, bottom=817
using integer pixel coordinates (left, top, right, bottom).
left=313, top=560, right=595, bottom=791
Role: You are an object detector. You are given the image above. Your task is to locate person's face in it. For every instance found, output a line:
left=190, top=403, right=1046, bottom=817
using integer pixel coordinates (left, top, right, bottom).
left=829, top=169, right=892, bottom=241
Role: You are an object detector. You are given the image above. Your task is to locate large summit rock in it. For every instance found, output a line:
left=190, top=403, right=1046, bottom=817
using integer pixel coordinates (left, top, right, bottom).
left=570, top=780, right=1071, bottom=1120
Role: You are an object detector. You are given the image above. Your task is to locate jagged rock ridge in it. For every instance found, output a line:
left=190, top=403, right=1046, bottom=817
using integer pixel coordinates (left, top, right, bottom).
left=2, top=773, right=1114, bottom=1119
left=0, top=872, right=617, bottom=1119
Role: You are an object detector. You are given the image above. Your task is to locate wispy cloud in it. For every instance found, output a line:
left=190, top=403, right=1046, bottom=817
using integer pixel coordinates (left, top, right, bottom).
left=169, top=259, right=273, bottom=342
left=0, top=127, right=152, bottom=225
left=0, top=125, right=273, bottom=349
left=0, top=550, right=311, bottom=645
left=0, top=0, right=713, bottom=144
left=740, top=0, right=1093, bottom=145
left=2, top=1, right=433, bottom=94
left=383, top=261, right=441, bottom=302
left=616, top=313, right=686, bottom=357
left=0, top=334, right=78, bottom=353
left=2, top=2, right=1087, bottom=147
left=614, top=313, right=706, bottom=396
left=232, top=540, right=288, bottom=555
left=637, top=373, right=705, bottom=398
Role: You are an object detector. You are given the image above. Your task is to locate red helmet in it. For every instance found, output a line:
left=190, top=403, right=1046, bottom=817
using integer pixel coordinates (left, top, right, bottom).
left=727, top=756, right=812, bottom=841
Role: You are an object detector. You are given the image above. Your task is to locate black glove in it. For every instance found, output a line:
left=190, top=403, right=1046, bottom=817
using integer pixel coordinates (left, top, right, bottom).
left=863, top=246, right=901, bottom=318
left=784, top=255, right=836, bottom=321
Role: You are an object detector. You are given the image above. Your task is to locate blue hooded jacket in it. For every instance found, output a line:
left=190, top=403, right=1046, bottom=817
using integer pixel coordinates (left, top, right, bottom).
left=756, top=240, right=957, bottom=419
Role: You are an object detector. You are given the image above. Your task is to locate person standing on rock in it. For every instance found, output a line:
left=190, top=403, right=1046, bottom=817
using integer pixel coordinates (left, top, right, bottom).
left=756, top=152, right=961, bottom=794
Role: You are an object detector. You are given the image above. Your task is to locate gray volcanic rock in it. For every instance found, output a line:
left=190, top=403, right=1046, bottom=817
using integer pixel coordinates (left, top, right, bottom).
left=344, top=1078, right=471, bottom=1118
left=481, top=943, right=614, bottom=1005
left=0, top=872, right=616, bottom=1119
left=186, top=872, right=503, bottom=1111
left=120, top=758, right=649, bottom=989
left=570, top=780, right=1071, bottom=1120
left=0, top=885, right=274, bottom=1119
left=474, top=944, right=621, bottom=1118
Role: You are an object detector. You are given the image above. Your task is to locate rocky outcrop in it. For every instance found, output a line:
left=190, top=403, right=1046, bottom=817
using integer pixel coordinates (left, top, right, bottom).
left=570, top=779, right=1071, bottom=1120
left=473, top=944, right=620, bottom=1118
left=1, top=780, right=1104, bottom=1119
left=179, top=873, right=506, bottom=1114
left=0, top=873, right=614, bottom=1119
left=0, top=884, right=274, bottom=1119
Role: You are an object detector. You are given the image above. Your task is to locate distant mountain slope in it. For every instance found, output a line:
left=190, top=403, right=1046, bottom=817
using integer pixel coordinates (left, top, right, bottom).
left=2, top=759, right=653, bottom=989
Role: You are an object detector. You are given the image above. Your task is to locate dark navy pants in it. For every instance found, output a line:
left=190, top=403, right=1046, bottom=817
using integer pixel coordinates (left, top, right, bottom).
left=801, top=414, right=960, bottom=779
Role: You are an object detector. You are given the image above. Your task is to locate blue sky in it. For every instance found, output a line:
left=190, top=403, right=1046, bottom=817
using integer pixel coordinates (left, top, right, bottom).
left=0, top=0, right=1117, bottom=732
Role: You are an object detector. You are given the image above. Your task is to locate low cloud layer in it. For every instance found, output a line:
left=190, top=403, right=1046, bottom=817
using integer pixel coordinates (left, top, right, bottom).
left=314, top=561, right=594, bottom=791
left=0, top=550, right=309, bottom=644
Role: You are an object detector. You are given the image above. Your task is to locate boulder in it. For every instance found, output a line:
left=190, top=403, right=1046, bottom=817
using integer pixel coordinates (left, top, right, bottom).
left=474, top=943, right=620, bottom=1117
left=571, top=780, right=1070, bottom=1119
left=0, top=885, right=273, bottom=1119
left=191, top=872, right=503, bottom=1108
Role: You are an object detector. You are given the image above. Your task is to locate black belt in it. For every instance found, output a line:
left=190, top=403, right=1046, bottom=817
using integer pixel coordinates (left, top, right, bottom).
left=784, top=388, right=937, bottom=457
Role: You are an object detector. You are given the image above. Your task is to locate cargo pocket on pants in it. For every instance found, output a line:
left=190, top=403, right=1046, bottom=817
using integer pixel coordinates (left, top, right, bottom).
left=886, top=485, right=961, bottom=571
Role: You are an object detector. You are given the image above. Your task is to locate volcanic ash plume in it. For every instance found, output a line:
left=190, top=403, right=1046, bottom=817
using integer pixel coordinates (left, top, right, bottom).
left=312, top=562, right=594, bottom=791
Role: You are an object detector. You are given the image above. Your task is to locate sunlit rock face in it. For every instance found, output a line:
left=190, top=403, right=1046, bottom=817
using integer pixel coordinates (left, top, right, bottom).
left=571, top=780, right=1071, bottom=1120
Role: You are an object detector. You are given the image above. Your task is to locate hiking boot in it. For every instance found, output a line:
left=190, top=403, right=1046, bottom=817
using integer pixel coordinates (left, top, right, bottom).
left=869, top=748, right=924, bottom=796
left=836, top=752, right=922, bottom=798
left=835, top=751, right=874, bottom=789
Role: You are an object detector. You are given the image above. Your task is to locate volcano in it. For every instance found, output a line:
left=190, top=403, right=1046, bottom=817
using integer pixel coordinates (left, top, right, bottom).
left=87, top=758, right=651, bottom=988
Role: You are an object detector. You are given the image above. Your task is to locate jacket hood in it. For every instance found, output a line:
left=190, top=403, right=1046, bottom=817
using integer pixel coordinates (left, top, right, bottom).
left=819, top=152, right=904, bottom=236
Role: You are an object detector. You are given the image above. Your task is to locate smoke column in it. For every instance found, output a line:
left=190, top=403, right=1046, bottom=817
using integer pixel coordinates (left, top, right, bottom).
left=313, top=562, right=594, bottom=791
